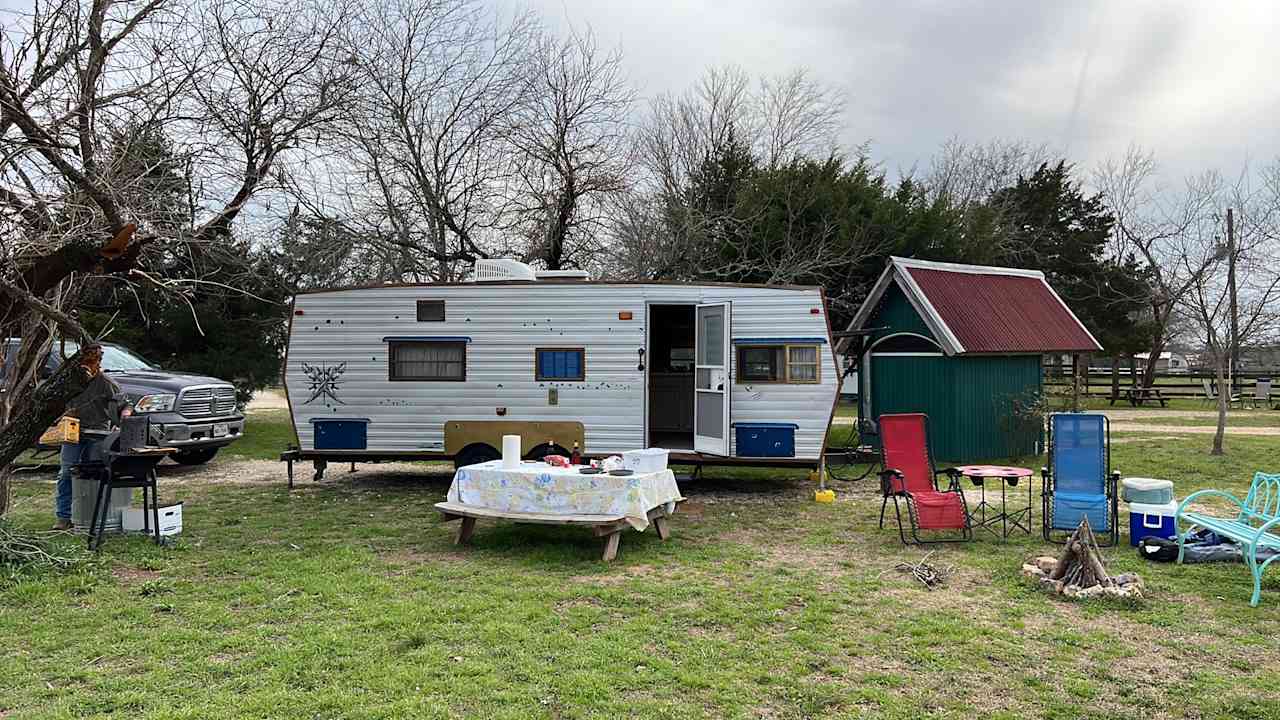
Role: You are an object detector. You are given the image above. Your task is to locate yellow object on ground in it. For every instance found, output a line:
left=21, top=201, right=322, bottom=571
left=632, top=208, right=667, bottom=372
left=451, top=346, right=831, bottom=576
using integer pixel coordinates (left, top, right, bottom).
left=39, top=416, right=80, bottom=446
left=814, top=489, right=836, bottom=503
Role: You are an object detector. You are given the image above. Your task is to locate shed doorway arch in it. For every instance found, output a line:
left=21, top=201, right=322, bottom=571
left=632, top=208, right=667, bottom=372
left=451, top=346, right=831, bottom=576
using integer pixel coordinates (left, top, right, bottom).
left=861, top=333, right=945, bottom=427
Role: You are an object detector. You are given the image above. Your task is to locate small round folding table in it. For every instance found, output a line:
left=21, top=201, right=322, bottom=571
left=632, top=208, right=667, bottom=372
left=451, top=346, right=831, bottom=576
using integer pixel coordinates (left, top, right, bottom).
left=953, top=465, right=1033, bottom=539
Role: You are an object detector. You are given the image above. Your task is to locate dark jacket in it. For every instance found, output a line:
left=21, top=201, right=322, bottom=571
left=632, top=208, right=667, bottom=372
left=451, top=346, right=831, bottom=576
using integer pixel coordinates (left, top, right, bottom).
left=66, top=372, right=128, bottom=431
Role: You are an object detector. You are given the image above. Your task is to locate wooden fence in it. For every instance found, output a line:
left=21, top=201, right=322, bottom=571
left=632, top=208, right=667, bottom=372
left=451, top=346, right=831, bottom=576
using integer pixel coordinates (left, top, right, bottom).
left=1042, top=368, right=1276, bottom=400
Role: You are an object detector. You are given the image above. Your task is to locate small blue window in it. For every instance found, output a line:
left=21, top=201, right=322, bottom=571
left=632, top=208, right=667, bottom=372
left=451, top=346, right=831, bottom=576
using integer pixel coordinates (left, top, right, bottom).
left=536, top=348, right=585, bottom=381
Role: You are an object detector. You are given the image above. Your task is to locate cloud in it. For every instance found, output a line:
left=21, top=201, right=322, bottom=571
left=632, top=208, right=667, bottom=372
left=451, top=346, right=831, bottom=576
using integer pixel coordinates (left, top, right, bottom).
left=511, top=0, right=1280, bottom=183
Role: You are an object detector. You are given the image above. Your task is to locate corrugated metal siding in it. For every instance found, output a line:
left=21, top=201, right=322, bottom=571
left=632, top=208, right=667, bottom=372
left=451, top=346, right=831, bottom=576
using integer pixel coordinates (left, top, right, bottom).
left=870, top=354, right=1041, bottom=461
left=905, top=268, right=1099, bottom=353
left=948, top=356, right=1042, bottom=460
left=286, top=284, right=836, bottom=460
left=870, top=355, right=953, bottom=457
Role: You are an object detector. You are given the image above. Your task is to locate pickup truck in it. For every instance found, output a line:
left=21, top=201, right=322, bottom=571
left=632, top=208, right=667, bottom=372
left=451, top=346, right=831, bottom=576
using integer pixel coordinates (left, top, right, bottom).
left=2, top=339, right=245, bottom=465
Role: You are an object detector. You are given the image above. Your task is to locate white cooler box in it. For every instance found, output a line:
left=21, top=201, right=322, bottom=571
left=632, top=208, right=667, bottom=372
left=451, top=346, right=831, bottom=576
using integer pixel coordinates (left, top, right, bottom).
left=122, top=502, right=183, bottom=537
left=622, top=448, right=669, bottom=473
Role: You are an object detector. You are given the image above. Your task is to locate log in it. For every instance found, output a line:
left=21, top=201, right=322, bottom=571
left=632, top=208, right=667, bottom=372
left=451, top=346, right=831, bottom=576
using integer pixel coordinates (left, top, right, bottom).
left=1048, top=517, right=1112, bottom=589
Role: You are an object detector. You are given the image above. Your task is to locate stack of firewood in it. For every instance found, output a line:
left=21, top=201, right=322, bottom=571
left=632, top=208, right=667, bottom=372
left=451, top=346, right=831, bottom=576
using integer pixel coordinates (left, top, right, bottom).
left=1022, top=518, right=1144, bottom=599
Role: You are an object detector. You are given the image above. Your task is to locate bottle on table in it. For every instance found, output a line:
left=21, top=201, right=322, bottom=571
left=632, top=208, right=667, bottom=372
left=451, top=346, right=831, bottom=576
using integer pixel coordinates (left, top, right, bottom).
left=570, top=441, right=582, bottom=466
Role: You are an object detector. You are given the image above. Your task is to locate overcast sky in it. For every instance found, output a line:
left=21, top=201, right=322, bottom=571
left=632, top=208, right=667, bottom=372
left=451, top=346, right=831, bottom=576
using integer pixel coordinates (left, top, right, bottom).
left=512, top=0, right=1279, bottom=184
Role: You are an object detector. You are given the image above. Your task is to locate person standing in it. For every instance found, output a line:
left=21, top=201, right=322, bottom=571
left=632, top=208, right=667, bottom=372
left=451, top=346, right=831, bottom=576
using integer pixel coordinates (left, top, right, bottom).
left=53, top=344, right=131, bottom=530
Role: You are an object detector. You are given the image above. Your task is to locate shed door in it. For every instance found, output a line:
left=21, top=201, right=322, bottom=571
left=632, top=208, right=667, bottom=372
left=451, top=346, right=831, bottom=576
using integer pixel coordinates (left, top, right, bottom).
left=694, top=302, right=731, bottom=455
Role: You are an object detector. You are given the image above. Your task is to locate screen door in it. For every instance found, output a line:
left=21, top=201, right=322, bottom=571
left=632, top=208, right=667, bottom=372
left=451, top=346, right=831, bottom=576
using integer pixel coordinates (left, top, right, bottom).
left=694, top=302, right=731, bottom=455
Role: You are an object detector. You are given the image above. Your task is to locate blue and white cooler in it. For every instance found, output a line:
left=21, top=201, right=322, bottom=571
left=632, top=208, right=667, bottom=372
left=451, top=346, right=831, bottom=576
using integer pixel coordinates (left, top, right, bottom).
left=1128, top=500, right=1178, bottom=547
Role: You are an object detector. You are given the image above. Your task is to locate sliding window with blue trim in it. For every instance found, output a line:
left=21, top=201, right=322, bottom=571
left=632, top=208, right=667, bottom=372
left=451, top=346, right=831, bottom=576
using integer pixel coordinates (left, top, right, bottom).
left=536, top=348, right=585, bottom=381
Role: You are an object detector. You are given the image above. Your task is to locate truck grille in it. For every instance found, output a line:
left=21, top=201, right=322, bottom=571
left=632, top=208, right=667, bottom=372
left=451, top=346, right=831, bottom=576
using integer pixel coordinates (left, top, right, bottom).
left=178, top=386, right=237, bottom=418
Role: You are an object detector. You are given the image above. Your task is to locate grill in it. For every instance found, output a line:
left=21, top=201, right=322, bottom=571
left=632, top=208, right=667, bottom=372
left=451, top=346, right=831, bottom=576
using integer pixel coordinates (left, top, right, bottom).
left=178, top=386, right=237, bottom=418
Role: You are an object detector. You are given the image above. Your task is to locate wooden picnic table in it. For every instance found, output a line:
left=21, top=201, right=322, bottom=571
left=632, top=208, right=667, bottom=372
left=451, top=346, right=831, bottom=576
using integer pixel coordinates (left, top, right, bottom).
left=438, top=460, right=684, bottom=561
left=1122, top=386, right=1167, bottom=407
left=435, top=501, right=677, bottom=561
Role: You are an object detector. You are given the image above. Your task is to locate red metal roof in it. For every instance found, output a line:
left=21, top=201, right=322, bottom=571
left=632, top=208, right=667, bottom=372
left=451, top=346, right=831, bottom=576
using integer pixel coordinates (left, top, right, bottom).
left=905, top=267, right=1101, bottom=353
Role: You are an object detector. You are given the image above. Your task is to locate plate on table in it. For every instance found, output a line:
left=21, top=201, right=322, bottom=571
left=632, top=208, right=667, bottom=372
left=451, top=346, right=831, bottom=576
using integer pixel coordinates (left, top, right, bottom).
left=608, top=469, right=634, bottom=476
left=579, top=467, right=603, bottom=474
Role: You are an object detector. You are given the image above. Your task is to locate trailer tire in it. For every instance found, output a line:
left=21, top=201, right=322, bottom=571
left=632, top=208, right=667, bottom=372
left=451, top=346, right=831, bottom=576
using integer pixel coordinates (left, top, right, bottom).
left=454, top=443, right=500, bottom=470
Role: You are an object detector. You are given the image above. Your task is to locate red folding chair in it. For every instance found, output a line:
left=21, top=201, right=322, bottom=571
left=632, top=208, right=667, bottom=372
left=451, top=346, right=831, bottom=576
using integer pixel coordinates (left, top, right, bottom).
left=877, top=413, right=971, bottom=544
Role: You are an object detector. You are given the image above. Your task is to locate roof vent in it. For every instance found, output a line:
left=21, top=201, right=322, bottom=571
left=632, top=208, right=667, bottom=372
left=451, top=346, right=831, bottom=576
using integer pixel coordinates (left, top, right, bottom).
left=534, top=269, right=590, bottom=281
left=467, top=259, right=536, bottom=282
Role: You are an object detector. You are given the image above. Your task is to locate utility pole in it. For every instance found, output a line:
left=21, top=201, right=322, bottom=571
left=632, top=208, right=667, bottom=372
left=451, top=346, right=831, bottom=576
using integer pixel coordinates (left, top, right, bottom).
left=1228, top=207, right=1239, bottom=390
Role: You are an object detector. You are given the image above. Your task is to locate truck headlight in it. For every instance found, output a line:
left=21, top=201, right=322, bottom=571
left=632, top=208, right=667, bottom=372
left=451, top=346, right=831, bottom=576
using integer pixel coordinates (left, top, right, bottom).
left=134, top=393, right=176, bottom=413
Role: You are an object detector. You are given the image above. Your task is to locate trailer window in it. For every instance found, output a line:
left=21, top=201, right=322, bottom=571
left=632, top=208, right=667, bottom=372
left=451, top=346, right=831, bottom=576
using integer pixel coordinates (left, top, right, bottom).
left=786, top=346, right=819, bottom=382
left=416, top=300, right=446, bottom=322
left=736, top=344, right=821, bottom=384
left=535, top=348, right=585, bottom=381
left=389, top=341, right=465, bottom=381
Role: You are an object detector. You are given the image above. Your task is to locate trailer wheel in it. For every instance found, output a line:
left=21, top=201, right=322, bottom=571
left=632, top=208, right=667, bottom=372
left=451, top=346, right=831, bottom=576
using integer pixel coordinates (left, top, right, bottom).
left=454, top=443, right=500, bottom=469
left=524, top=442, right=569, bottom=461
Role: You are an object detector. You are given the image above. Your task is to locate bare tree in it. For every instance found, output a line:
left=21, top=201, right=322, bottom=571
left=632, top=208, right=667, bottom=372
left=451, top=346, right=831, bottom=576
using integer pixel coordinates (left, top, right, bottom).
left=919, top=137, right=1053, bottom=213
left=756, top=69, right=844, bottom=168
left=508, top=27, right=634, bottom=271
left=625, top=65, right=847, bottom=281
left=1093, top=146, right=1221, bottom=388
left=0, top=0, right=354, bottom=500
left=332, top=0, right=537, bottom=282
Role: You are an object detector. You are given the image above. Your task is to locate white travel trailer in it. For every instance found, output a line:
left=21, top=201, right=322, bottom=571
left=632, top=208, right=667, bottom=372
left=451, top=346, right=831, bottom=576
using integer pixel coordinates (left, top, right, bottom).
left=281, top=260, right=839, bottom=482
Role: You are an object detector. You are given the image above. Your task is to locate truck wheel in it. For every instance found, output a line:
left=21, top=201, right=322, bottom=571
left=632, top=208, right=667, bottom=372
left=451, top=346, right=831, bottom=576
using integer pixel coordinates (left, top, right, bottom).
left=172, top=448, right=219, bottom=466
left=454, top=443, right=500, bottom=470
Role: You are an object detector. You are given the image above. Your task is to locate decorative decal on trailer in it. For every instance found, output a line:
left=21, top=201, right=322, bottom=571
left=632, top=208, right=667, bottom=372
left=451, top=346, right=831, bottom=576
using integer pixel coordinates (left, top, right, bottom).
left=302, top=362, right=347, bottom=405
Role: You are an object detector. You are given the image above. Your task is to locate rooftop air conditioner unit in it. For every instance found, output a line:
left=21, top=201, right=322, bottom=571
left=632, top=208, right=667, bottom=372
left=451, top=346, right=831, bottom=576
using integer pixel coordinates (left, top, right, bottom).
left=467, top=259, right=537, bottom=282
left=534, top=270, right=590, bottom=281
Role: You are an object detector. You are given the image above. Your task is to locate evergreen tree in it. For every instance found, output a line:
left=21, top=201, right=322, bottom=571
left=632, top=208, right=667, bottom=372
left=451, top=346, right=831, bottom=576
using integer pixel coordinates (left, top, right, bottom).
left=988, top=161, right=1154, bottom=364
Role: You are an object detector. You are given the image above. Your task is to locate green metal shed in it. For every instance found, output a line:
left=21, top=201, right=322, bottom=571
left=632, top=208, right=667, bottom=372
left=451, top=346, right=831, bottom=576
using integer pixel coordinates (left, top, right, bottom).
left=841, top=258, right=1102, bottom=462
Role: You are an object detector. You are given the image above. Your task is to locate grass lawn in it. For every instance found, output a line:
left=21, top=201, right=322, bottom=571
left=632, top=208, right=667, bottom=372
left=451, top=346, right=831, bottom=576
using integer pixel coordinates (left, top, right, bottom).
left=4, top=412, right=1280, bottom=718
left=223, top=408, right=298, bottom=461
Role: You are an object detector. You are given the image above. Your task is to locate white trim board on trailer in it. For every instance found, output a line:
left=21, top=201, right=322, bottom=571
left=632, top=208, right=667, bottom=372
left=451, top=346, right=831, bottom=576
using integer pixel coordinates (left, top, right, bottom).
left=284, top=282, right=838, bottom=465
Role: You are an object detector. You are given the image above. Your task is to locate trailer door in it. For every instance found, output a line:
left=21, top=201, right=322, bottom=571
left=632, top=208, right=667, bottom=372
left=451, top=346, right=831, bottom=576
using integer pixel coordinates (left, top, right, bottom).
left=694, top=302, right=731, bottom=455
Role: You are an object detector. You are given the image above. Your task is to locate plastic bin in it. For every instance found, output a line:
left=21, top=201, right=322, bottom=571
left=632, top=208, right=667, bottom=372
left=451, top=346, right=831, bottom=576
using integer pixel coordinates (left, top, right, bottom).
left=123, top=502, right=183, bottom=537
left=311, top=418, right=370, bottom=450
left=1122, top=477, right=1174, bottom=505
left=733, top=423, right=798, bottom=457
left=1128, top=500, right=1178, bottom=547
left=622, top=448, right=669, bottom=473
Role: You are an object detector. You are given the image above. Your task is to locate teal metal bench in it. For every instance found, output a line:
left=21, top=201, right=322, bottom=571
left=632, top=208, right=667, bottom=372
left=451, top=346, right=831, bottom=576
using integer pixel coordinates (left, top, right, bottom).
left=1176, top=471, right=1280, bottom=607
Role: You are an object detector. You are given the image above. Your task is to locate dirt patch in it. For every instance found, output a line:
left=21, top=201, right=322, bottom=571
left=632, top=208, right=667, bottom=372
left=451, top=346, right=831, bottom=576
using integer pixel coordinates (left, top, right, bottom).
left=148, top=458, right=452, bottom=487
left=112, top=567, right=162, bottom=583
left=1109, top=422, right=1280, bottom=436
left=247, top=388, right=289, bottom=411
left=569, top=564, right=661, bottom=586
left=1112, top=435, right=1182, bottom=444
left=1102, top=409, right=1223, bottom=420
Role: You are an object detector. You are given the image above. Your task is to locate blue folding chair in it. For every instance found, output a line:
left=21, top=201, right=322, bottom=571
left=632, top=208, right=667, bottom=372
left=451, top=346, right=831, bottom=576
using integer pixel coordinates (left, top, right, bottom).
left=1041, top=413, right=1119, bottom=546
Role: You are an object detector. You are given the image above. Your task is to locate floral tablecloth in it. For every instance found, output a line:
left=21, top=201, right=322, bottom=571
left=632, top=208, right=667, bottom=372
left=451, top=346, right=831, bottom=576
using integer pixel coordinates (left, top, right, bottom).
left=447, top=460, right=683, bottom=531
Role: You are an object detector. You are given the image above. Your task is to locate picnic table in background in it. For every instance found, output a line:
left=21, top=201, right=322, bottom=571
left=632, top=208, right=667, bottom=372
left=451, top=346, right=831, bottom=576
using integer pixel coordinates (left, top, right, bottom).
left=436, top=460, right=684, bottom=561
left=1122, top=386, right=1167, bottom=407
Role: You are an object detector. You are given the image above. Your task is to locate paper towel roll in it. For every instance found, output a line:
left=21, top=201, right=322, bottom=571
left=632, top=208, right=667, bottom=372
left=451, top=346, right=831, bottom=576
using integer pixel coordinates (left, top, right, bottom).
left=502, top=435, right=521, bottom=469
